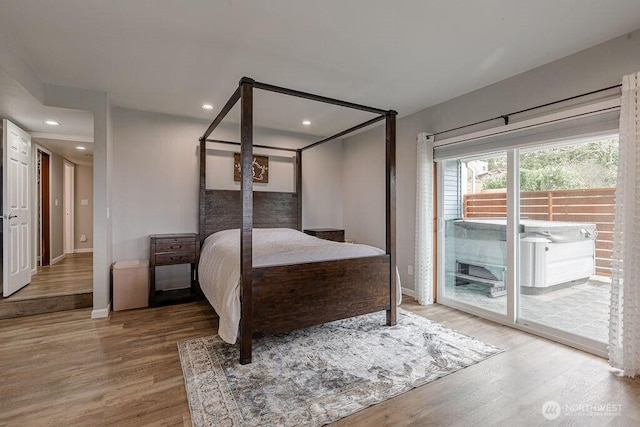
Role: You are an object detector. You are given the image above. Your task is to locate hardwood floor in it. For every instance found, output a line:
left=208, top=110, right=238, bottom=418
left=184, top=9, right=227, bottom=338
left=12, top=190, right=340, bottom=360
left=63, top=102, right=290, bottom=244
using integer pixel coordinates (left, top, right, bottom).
left=1, top=298, right=639, bottom=426
left=5, top=253, right=93, bottom=300
left=0, top=253, right=92, bottom=319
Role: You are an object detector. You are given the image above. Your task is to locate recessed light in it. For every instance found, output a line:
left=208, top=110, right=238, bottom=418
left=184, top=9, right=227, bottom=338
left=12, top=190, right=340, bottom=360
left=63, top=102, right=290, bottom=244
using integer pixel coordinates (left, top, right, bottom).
left=75, top=146, right=86, bottom=151
left=302, top=120, right=311, bottom=126
left=202, top=104, right=214, bottom=110
left=44, top=120, right=60, bottom=126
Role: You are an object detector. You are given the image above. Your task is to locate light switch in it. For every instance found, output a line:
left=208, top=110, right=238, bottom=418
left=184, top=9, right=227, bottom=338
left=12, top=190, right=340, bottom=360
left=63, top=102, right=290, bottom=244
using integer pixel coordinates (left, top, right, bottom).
left=81, top=199, right=89, bottom=206
left=54, top=199, right=59, bottom=207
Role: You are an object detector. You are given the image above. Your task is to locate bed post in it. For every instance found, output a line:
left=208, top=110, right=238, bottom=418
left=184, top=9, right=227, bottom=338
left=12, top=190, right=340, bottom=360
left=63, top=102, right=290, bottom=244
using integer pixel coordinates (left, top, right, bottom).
left=386, top=110, right=397, bottom=326
left=296, top=149, right=302, bottom=231
left=239, top=77, right=255, bottom=364
left=199, top=137, right=206, bottom=244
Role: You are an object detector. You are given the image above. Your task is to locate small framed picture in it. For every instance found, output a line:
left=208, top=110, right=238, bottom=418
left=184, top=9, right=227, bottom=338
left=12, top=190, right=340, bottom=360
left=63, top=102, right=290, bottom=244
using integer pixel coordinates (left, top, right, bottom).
left=234, top=153, right=269, bottom=183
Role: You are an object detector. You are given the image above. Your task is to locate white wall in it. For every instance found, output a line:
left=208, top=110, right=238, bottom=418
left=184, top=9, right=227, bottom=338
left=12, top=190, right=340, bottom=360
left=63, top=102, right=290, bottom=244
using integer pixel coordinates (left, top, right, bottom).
left=112, top=108, right=343, bottom=289
left=43, top=84, right=112, bottom=316
left=49, top=152, right=64, bottom=261
left=343, top=29, right=640, bottom=294
left=74, top=164, right=93, bottom=251
left=112, top=108, right=201, bottom=261
left=342, top=126, right=386, bottom=247
left=302, top=140, right=344, bottom=229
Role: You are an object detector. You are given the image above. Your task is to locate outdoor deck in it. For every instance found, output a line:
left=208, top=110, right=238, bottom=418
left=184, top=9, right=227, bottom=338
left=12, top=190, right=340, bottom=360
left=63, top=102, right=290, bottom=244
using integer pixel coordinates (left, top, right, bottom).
left=445, top=277, right=610, bottom=343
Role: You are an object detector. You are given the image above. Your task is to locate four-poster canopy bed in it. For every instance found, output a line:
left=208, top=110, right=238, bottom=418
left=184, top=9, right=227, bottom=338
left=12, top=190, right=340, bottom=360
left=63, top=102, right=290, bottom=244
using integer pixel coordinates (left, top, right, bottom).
left=198, top=77, right=397, bottom=364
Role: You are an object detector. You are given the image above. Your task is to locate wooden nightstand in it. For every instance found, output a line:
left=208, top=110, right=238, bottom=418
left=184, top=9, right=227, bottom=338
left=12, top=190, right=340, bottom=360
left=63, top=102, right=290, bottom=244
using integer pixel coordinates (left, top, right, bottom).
left=303, top=228, right=345, bottom=242
left=149, top=233, right=199, bottom=306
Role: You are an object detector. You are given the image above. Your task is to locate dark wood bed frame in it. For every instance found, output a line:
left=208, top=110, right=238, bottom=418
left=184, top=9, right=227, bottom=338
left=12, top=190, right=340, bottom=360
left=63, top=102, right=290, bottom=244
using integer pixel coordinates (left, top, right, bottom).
left=199, top=77, right=397, bottom=364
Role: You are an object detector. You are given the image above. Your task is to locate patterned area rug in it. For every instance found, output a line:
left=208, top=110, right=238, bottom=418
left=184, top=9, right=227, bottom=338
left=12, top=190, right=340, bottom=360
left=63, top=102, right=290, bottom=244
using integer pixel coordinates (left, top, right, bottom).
left=178, top=308, right=502, bottom=426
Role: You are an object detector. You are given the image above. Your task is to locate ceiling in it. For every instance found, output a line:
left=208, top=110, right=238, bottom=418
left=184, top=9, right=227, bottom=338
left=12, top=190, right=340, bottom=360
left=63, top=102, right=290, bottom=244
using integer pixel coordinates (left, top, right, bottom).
left=0, top=67, right=93, bottom=138
left=0, top=66, right=94, bottom=164
left=1, top=1, right=640, bottom=138
left=33, top=137, right=94, bottom=166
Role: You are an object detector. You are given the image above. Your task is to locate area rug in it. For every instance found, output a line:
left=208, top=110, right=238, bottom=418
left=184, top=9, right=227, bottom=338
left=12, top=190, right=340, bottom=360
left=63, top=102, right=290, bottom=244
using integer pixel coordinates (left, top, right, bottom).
left=178, top=308, right=502, bottom=426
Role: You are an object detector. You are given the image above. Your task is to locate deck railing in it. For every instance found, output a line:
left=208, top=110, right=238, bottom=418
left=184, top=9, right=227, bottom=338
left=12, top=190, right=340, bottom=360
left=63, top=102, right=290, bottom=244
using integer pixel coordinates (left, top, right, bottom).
left=464, top=187, right=616, bottom=276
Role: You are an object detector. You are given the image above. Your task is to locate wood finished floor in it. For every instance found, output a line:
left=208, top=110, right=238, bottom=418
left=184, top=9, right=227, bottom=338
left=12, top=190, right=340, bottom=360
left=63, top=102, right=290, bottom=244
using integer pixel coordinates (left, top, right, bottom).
left=2, top=253, right=93, bottom=300
left=0, top=253, right=93, bottom=319
left=1, top=298, right=639, bottom=426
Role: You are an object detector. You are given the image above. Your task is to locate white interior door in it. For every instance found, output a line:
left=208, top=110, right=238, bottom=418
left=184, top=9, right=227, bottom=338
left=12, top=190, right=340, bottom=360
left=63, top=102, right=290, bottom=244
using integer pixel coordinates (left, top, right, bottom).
left=3, top=119, right=31, bottom=296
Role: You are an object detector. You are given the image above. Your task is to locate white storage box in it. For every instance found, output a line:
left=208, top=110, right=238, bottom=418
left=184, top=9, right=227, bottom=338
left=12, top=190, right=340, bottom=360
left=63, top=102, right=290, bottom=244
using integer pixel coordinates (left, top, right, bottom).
left=112, top=259, right=149, bottom=311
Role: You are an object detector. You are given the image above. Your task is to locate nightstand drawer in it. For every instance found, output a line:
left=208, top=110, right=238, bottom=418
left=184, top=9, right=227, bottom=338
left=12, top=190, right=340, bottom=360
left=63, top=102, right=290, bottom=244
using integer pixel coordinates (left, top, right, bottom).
left=155, top=252, right=197, bottom=265
left=155, top=242, right=196, bottom=253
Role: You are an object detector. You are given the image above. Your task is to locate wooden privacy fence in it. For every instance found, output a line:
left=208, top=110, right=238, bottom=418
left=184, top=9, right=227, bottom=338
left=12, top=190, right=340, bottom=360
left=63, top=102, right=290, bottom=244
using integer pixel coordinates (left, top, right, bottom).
left=464, top=187, right=616, bottom=276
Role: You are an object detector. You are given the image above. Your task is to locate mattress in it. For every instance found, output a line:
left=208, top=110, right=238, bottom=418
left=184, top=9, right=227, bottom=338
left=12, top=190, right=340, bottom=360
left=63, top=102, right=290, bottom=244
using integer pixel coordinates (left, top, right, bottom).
left=198, top=228, right=388, bottom=344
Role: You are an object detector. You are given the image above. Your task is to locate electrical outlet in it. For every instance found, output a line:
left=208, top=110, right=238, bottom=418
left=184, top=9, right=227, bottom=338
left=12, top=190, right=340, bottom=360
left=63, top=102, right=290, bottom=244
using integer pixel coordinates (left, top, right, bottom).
left=408, top=265, right=414, bottom=276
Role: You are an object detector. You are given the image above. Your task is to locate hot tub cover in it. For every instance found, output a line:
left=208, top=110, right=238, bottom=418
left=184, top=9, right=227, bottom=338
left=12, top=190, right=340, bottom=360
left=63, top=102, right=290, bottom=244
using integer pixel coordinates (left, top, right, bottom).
left=449, top=219, right=597, bottom=243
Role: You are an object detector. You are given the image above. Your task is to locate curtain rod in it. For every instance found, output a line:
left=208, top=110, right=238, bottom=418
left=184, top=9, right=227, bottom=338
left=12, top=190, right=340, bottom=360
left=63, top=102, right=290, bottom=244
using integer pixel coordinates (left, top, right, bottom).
left=431, top=83, right=622, bottom=138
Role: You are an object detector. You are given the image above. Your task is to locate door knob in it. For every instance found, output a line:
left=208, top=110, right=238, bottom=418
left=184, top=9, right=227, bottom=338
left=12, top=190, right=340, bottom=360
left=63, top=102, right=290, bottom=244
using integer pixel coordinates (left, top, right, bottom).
left=3, top=214, right=17, bottom=220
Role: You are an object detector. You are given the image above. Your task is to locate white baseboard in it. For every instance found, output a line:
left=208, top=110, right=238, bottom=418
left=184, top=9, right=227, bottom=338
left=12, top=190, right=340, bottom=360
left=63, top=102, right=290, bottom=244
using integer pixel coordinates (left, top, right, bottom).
left=92, top=303, right=111, bottom=319
left=74, top=248, right=93, bottom=253
left=51, top=254, right=65, bottom=265
left=402, top=287, right=416, bottom=298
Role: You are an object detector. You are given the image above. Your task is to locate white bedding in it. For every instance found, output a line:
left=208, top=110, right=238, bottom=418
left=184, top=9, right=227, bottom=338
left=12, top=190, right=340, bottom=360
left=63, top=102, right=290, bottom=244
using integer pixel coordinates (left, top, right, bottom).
left=198, top=228, right=392, bottom=344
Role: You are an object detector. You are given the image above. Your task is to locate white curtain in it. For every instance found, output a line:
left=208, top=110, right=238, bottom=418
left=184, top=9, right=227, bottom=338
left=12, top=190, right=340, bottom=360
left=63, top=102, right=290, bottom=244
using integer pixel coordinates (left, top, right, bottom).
left=610, top=71, right=640, bottom=377
left=415, top=133, right=434, bottom=305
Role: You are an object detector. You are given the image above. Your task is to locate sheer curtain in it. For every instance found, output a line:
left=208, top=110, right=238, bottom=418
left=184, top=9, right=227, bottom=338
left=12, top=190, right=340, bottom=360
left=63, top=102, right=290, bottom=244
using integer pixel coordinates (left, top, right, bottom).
left=415, top=133, right=434, bottom=305
left=610, top=71, right=640, bottom=377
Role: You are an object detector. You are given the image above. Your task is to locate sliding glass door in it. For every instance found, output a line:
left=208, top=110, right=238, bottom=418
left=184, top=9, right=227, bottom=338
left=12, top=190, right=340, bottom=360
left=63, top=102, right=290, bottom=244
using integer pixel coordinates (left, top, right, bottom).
left=436, top=134, right=618, bottom=354
left=517, top=138, right=617, bottom=344
left=441, top=153, right=508, bottom=316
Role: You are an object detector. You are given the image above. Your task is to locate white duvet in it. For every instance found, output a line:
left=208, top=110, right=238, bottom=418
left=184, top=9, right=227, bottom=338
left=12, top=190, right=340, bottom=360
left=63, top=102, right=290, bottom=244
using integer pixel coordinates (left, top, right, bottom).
left=198, top=228, right=391, bottom=344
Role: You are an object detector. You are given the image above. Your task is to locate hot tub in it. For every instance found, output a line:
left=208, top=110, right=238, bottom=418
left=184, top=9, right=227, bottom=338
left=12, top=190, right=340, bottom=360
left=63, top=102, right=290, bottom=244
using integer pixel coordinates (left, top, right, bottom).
left=446, top=219, right=596, bottom=296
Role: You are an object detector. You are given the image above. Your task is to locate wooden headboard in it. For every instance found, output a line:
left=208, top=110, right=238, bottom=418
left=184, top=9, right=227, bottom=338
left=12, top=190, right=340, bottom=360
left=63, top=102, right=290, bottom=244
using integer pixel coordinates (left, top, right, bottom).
left=201, top=189, right=300, bottom=241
